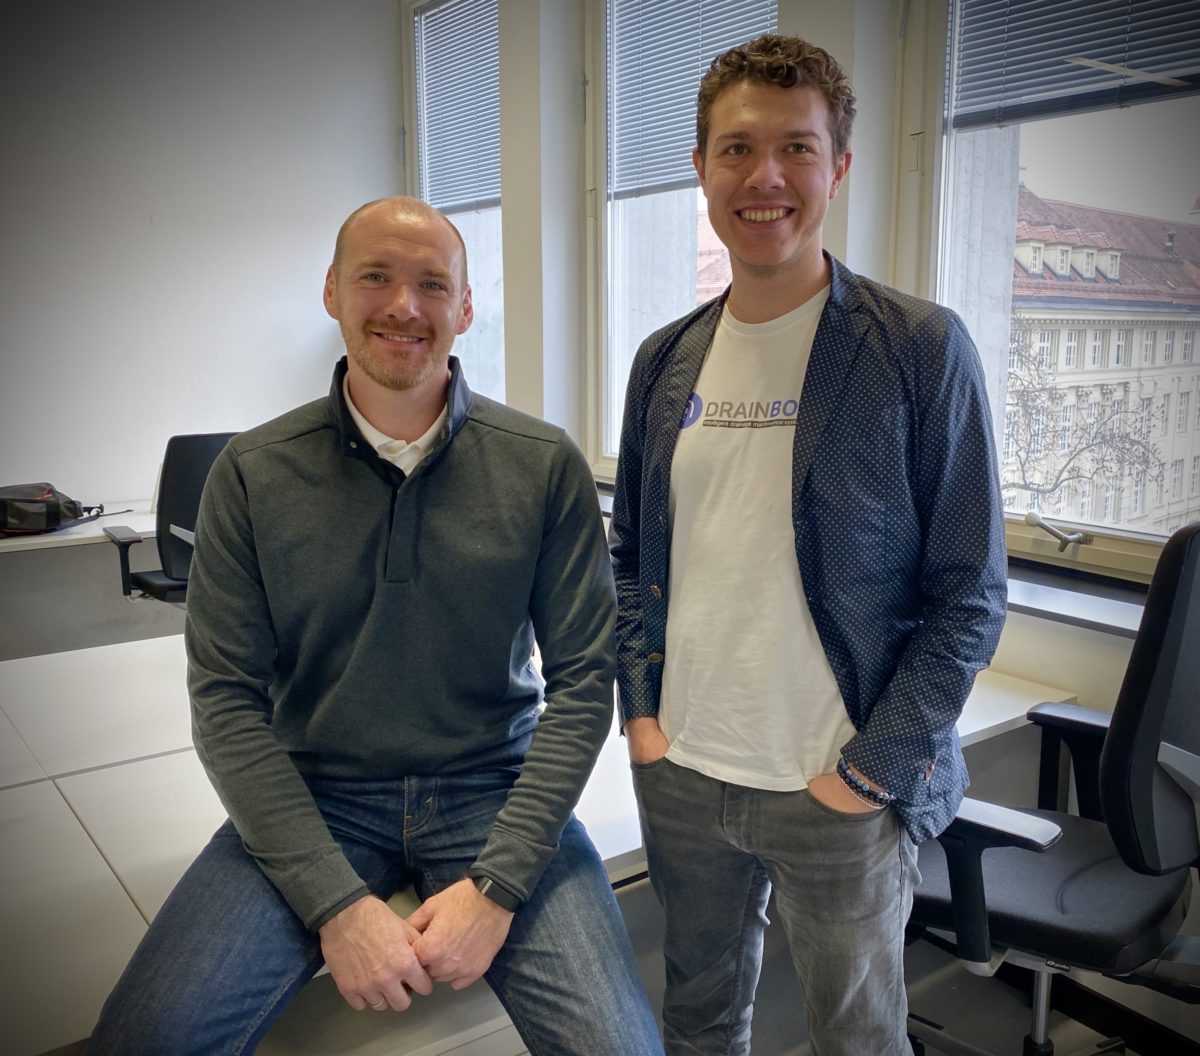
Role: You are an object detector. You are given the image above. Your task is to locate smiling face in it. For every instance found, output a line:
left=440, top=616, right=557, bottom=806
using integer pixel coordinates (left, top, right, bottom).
left=323, top=200, right=473, bottom=397
left=694, top=80, right=850, bottom=293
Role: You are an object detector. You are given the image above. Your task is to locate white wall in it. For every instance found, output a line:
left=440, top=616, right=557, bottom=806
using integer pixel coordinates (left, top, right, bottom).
left=0, top=0, right=403, bottom=502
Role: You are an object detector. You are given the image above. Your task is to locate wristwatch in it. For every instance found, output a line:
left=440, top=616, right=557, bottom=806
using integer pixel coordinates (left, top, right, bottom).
left=472, top=875, right=522, bottom=912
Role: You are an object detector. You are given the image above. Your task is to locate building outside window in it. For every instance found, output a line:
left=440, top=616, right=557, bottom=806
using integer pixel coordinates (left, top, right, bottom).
left=1030, top=245, right=1042, bottom=272
left=1031, top=407, right=1045, bottom=457
left=1172, top=459, right=1184, bottom=500
left=1185, top=330, right=1196, bottom=363
left=1036, top=330, right=1055, bottom=369
left=1114, top=329, right=1128, bottom=366
left=1180, top=391, right=1192, bottom=433
left=940, top=0, right=1200, bottom=544
left=1193, top=455, right=1200, bottom=496
left=1063, top=329, right=1080, bottom=368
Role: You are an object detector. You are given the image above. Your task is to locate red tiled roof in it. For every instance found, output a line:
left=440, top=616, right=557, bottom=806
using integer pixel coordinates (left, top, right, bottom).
left=1013, top=186, right=1200, bottom=313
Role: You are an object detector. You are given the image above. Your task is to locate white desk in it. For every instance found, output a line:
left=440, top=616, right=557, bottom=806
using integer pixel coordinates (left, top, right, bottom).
left=0, top=637, right=1074, bottom=1056
left=0, top=500, right=155, bottom=554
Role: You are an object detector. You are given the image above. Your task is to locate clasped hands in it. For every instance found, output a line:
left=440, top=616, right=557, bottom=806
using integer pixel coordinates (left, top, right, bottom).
left=318, top=877, right=514, bottom=1013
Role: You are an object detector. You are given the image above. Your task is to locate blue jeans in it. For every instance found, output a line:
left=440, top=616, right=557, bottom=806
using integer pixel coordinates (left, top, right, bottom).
left=634, top=758, right=918, bottom=1056
left=88, top=770, right=663, bottom=1055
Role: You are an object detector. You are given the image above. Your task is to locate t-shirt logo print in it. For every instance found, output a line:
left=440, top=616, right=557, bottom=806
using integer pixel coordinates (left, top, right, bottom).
left=680, top=393, right=703, bottom=429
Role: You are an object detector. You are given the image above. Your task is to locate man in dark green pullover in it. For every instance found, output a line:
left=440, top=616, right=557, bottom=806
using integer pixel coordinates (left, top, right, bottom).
left=88, top=197, right=663, bottom=1056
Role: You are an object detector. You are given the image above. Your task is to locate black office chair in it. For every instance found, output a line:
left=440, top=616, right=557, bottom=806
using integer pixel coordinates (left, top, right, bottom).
left=907, top=521, right=1200, bottom=1056
left=105, top=432, right=234, bottom=604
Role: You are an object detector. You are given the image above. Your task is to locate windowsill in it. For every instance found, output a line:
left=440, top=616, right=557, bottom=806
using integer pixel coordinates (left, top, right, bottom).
left=597, top=485, right=1145, bottom=639
left=1006, top=560, right=1145, bottom=639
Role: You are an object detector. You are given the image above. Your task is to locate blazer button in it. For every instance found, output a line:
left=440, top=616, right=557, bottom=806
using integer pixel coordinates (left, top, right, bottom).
left=648, top=652, right=664, bottom=663
left=650, top=584, right=662, bottom=598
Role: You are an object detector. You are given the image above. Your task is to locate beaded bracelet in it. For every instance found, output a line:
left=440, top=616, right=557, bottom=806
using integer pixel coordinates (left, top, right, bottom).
left=836, top=757, right=895, bottom=807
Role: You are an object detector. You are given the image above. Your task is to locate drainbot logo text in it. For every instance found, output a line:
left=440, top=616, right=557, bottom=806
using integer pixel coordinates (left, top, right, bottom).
left=681, top=393, right=801, bottom=430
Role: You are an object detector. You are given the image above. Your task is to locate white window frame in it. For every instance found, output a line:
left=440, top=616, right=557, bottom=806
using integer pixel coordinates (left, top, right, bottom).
left=1063, top=328, right=1079, bottom=368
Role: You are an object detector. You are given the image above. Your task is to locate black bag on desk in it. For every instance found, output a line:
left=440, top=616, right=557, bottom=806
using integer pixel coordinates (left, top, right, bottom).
left=0, top=483, right=103, bottom=536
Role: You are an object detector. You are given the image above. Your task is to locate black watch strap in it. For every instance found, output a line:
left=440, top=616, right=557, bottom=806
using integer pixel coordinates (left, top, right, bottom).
left=472, top=875, right=521, bottom=912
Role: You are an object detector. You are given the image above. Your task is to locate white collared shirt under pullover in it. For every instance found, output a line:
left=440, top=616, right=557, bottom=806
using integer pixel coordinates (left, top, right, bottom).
left=660, top=287, right=858, bottom=791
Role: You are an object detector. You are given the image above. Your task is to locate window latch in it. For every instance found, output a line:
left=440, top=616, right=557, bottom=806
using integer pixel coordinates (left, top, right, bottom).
left=1024, top=511, right=1094, bottom=552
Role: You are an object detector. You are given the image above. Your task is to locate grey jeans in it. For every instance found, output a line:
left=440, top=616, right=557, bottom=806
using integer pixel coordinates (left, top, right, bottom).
left=634, top=757, right=919, bottom=1056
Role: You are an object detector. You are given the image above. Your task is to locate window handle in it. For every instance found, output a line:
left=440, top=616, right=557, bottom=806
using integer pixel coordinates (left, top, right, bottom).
left=1024, top=511, right=1094, bottom=552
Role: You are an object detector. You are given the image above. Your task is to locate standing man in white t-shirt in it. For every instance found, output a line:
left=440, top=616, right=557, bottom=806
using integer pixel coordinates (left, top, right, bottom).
left=610, top=34, right=1007, bottom=1056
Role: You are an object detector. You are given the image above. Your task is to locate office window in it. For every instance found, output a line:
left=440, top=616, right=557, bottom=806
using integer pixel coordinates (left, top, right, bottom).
left=413, top=0, right=505, bottom=400
left=1164, top=330, right=1176, bottom=364
left=939, top=0, right=1200, bottom=559
left=1063, top=329, right=1080, bottom=368
left=1180, top=391, right=1192, bottom=433
left=602, top=0, right=777, bottom=457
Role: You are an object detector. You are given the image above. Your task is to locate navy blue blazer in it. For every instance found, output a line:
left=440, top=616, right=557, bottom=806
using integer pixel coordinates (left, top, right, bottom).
left=610, top=256, right=1007, bottom=842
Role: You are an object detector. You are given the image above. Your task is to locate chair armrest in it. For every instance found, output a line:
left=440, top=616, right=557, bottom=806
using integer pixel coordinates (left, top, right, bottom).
left=103, top=525, right=143, bottom=596
left=1028, top=701, right=1112, bottom=820
left=936, top=798, right=1063, bottom=971
left=951, top=798, right=1063, bottom=852
left=1027, top=700, right=1112, bottom=735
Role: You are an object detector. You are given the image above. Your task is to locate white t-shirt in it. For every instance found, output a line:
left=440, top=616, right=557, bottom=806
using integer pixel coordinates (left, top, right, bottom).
left=660, top=288, right=858, bottom=791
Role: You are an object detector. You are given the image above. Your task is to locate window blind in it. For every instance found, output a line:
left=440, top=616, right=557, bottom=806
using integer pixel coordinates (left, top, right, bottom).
left=952, top=0, right=1200, bottom=130
left=415, top=0, right=500, bottom=213
left=607, top=0, right=776, bottom=200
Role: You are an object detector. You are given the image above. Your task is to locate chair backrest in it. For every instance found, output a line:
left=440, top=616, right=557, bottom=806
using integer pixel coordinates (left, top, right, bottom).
left=155, top=433, right=235, bottom=582
left=1101, top=521, right=1200, bottom=875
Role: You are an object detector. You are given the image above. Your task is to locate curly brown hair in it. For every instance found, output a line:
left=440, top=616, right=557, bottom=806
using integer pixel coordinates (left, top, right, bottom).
left=696, top=34, right=856, bottom=158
